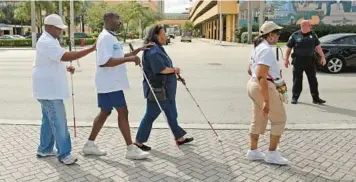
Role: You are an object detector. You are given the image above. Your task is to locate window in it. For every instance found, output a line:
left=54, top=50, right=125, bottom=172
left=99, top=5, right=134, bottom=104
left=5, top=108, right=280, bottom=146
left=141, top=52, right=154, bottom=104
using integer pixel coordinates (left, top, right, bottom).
left=319, top=34, right=343, bottom=43
left=335, top=36, right=356, bottom=45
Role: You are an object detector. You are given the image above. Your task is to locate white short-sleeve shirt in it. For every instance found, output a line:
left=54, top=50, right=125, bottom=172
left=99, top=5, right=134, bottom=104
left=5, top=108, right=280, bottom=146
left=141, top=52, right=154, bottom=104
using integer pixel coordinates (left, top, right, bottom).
left=250, top=40, right=281, bottom=79
left=32, top=31, right=69, bottom=100
left=95, top=29, right=129, bottom=93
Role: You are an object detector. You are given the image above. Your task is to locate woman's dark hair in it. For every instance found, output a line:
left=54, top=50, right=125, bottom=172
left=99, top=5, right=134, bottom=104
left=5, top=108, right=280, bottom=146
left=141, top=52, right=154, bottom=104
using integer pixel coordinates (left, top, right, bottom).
left=253, top=34, right=269, bottom=48
left=253, top=29, right=281, bottom=47
left=144, top=25, right=165, bottom=46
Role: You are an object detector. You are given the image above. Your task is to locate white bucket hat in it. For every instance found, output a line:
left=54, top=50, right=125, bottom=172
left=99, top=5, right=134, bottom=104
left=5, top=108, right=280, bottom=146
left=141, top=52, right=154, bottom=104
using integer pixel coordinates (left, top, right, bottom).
left=259, top=21, right=283, bottom=36
left=44, top=14, right=67, bottom=30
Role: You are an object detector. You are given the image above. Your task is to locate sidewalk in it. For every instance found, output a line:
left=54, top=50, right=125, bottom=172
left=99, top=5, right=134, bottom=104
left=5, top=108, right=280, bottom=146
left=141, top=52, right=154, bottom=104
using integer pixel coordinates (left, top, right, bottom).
left=196, top=38, right=250, bottom=47
left=0, top=124, right=355, bottom=182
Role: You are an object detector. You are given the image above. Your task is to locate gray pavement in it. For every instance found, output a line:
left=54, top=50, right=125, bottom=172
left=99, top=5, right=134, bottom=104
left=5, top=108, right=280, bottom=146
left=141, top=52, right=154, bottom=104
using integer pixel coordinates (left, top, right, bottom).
left=0, top=37, right=355, bottom=127
left=1, top=125, right=356, bottom=181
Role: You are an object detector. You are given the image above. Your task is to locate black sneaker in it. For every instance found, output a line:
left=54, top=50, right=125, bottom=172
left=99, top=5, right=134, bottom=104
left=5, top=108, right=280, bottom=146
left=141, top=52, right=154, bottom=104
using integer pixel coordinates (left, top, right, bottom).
left=134, top=143, right=151, bottom=151
left=176, top=137, right=194, bottom=146
left=313, top=98, right=326, bottom=104
left=291, top=98, right=298, bottom=104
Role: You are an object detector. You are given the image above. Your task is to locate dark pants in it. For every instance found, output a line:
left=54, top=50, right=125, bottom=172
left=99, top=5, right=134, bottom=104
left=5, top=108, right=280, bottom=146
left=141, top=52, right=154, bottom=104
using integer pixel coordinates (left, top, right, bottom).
left=136, top=99, right=186, bottom=143
left=292, top=57, right=319, bottom=100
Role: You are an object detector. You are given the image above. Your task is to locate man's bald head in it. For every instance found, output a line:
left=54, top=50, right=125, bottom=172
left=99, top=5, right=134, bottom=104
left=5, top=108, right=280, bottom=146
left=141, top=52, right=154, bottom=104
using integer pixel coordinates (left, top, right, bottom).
left=300, top=20, right=311, bottom=33
left=104, top=12, right=119, bottom=22
left=103, top=12, right=121, bottom=32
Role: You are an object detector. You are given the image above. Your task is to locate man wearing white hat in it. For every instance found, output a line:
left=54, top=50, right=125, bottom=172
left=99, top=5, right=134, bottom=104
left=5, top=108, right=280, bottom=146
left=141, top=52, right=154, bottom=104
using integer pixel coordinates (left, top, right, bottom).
left=32, top=14, right=96, bottom=165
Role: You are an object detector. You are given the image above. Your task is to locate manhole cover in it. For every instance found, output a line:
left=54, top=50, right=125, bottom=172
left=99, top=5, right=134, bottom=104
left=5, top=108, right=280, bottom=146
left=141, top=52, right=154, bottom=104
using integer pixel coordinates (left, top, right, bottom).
left=208, top=63, right=222, bottom=66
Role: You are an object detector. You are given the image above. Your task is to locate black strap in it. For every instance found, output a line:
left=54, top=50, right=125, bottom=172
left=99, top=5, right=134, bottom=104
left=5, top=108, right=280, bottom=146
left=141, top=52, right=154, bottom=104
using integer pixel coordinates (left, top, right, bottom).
left=106, top=29, right=118, bottom=36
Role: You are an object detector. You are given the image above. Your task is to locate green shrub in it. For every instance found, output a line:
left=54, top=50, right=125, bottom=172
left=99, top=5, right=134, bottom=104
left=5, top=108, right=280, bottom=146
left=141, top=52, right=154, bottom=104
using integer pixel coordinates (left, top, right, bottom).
left=240, top=32, right=259, bottom=43
left=236, top=25, right=259, bottom=43
left=62, top=38, right=97, bottom=46
left=0, top=39, right=32, bottom=47
left=88, top=33, right=99, bottom=38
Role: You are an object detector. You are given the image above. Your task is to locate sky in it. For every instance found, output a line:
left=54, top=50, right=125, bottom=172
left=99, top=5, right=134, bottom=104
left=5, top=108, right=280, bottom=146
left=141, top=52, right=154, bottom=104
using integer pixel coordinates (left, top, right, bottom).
left=165, top=0, right=195, bottom=13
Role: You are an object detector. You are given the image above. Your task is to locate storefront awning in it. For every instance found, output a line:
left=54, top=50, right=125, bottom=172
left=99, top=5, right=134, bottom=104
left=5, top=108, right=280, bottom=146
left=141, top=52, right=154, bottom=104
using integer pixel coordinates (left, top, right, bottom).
left=0, top=23, right=11, bottom=31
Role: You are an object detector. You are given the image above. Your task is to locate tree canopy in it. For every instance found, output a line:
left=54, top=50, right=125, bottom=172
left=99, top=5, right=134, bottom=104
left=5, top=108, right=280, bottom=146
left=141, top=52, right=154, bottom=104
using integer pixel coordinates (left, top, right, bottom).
left=182, top=21, right=194, bottom=31
left=86, top=2, right=162, bottom=41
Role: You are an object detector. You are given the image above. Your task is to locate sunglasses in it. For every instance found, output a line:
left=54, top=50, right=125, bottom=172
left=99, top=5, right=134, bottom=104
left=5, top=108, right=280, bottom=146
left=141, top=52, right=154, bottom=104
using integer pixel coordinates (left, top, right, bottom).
left=271, top=29, right=282, bottom=35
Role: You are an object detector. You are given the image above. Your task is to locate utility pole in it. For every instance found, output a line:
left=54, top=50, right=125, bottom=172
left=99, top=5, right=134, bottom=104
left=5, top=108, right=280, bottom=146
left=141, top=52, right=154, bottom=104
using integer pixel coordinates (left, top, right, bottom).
left=70, top=0, right=74, bottom=51
left=31, top=1, right=36, bottom=48
left=59, top=0, right=63, bottom=44
left=259, top=0, right=265, bottom=27
left=219, top=0, right=223, bottom=42
left=139, top=19, right=142, bottom=39
left=247, top=0, right=252, bottom=44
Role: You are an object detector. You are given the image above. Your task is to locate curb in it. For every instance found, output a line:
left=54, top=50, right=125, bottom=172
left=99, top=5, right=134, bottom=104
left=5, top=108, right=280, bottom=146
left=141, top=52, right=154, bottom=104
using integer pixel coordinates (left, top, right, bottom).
left=196, top=39, right=251, bottom=47
left=0, top=119, right=355, bottom=131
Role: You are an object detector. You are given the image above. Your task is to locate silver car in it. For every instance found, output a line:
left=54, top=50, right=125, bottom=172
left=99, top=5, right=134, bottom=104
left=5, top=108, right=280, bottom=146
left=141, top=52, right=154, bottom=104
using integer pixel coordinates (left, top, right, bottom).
left=181, top=31, right=192, bottom=42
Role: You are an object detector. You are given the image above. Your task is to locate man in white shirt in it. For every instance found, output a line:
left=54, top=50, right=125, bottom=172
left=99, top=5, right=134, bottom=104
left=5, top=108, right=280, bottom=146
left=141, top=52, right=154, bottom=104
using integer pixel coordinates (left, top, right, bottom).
left=33, top=14, right=96, bottom=165
left=82, top=12, right=151, bottom=160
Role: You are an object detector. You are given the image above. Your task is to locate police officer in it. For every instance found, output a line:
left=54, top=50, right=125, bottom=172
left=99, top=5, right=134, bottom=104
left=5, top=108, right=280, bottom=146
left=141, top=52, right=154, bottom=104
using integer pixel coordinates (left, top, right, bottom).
left=284, top=20, right=326, bottom=104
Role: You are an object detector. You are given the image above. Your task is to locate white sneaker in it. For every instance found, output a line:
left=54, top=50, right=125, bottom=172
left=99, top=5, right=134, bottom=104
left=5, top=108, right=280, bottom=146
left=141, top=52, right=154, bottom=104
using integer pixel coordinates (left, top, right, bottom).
left=125, top=144, right=150, bottom=160
left=37, top=150, right=57, bottom=158
left=246, top=149, right=265, bottom=161
left=59, top=154, right=78, bottom=165
left=264, top=151, right=288, bottom=165
left=82, top=142, right=107, bottom=156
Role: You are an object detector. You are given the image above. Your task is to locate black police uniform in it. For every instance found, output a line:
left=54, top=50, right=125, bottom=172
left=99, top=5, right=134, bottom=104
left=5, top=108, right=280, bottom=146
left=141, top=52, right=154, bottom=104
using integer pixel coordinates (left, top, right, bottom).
left=286, top=30, right=325, bottom=104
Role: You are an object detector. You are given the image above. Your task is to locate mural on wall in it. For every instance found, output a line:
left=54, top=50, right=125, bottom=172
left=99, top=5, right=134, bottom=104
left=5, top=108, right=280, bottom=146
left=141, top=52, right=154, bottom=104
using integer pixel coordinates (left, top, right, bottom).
left=239, top=0, right=356, bottom=26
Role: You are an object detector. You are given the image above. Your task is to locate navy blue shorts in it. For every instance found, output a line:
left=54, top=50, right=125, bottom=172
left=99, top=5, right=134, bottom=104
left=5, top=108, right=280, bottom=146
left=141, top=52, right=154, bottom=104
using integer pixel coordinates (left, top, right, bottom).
left=97, top=90, right=126, bottom=112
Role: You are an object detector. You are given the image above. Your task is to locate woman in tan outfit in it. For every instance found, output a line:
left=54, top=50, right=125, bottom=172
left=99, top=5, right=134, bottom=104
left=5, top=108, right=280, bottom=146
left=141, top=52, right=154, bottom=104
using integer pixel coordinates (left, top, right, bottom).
left=246, top=21, right=288, bottom=165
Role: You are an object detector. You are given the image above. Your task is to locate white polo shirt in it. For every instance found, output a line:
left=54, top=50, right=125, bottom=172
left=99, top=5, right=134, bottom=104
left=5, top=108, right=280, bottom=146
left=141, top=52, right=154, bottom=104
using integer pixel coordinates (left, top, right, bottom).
left=250, top=40, right=281, bottom=79
left=95, top=29, right=129, bottom=93
left=32, top=31, right=69, bottom=100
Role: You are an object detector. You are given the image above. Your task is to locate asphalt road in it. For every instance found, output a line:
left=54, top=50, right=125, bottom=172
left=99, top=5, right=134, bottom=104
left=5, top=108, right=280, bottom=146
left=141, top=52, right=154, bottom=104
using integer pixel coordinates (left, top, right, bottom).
left=0, top=37, right=355, bottom=127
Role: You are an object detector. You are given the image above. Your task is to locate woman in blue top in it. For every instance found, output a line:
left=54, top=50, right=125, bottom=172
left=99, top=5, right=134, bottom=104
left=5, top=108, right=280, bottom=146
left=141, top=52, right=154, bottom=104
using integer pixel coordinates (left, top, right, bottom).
left=134, top=25, right=194, bottom=151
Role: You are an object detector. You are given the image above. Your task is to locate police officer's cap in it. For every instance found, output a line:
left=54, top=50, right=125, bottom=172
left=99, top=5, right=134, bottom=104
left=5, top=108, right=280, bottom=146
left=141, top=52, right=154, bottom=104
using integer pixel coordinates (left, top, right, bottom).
left=259, top=21, right=283, bottom=36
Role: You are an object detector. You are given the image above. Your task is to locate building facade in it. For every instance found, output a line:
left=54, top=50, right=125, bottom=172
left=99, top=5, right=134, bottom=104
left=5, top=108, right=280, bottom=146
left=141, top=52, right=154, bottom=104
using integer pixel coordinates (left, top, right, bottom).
left=189, top=0, right=239, bottom=42
left=103, top=0, right=164, bottom=14
left=239, top=1, right=356, bottom=26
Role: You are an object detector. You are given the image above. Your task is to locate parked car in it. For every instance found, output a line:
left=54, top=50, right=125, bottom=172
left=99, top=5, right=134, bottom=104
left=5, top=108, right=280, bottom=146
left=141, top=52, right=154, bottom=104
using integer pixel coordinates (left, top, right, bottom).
left=12, top=35, right=26, bottom=39
left=0, top=35, right=15, bottom=39
left=168, top=34, right=175, bottom=39
left=316, top=33, right=356, bottom=74
left=74, top=32, right=91, bottom=38
left=181, top=31, right=192, bottom=42
left=25, top=33, right=42, bottom=39
left=165, top=33, right=170, bottom=45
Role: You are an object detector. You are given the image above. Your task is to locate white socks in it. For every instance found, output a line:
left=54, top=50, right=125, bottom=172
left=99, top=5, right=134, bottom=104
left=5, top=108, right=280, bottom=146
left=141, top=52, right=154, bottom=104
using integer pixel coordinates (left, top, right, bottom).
left=86, top=140, right=95, bottom=146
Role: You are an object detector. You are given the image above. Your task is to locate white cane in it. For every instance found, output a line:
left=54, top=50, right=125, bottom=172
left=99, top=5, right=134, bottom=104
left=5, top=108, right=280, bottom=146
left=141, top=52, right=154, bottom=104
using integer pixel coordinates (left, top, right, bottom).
left=69, top=39, right=77, bottom=138
left=129, top=43, right=180, bottom=147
